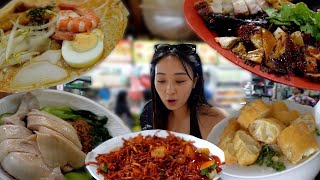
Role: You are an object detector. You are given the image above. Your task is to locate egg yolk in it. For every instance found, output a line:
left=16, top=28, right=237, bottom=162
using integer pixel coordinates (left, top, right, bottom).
left=71, top=32, right=98, bottom=52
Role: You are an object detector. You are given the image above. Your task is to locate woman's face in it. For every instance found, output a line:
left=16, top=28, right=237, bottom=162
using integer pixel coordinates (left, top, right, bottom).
left=154, top=55, right=197, bottom=111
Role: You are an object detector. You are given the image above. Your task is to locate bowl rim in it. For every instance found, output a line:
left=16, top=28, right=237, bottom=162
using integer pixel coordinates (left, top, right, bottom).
left=0, top=89, right=131, bottom=137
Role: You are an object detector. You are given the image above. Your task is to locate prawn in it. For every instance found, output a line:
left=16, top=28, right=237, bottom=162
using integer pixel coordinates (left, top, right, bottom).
left=56, top=4, right=100, bottom=33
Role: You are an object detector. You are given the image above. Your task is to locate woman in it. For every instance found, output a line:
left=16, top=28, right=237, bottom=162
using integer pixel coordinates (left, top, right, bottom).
left=139, top=43, right=227, bottom=139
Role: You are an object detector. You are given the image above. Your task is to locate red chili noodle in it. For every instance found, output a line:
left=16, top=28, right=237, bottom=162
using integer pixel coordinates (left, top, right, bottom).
left=86, top=131, right=222, bottom=180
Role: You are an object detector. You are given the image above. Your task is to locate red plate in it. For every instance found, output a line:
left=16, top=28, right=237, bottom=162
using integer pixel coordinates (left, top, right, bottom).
left=184, top=0, right=320, bottom=90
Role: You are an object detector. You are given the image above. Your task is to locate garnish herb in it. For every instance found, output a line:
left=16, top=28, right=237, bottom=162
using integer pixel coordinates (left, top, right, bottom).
left=100, top=163, right=108, bottom=173
left=27, top=5, right=55, bottom=25
left=256, top=145, right=286, bottom=171
left=265, top=2, right=320, bottom=40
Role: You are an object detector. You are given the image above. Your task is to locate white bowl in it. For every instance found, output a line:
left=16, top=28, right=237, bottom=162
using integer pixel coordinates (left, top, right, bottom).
left=0, top=89, right=131, bottom=180
left=207, top=100, right=320, bottom=180
left=141, top=0, right=194, bottom=40
left=86, top=129, right=225, bottom=180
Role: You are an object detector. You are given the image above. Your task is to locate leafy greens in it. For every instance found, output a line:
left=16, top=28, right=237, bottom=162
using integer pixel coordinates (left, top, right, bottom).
left=256, top=145, right=286, bottom=171
left=265, top=2, right=320, bottom=40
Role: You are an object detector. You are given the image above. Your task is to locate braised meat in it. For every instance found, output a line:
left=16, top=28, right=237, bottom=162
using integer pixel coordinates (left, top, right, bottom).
left=264, top=32, right=305, bottom=76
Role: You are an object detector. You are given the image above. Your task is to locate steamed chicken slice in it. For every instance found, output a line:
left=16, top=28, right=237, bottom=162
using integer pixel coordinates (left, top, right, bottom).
left=0, top=139, right=39, bottom=162
left=232, top=0, right=250, bottom=15
left=27, top=110, right=82, bottom=149
left=2, top=93, right=40, bottom=126
left=0, top=125, right=32, bottom=143
left=36, top=127, right=86, bottom=171
left=256, top=0, right=269, bottom=10
left=28, top=109, right=77, bottom=134
left=211, top=0, right=223, bottom=14
left=244, top=0, right=262, bottom=14
left=1, top=152, right=64, bottom=180
left=222, top=0, right=234, bottom=15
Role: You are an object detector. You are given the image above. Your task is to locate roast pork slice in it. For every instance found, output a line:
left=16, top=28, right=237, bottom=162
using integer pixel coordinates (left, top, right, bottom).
left=2, top=93, right=40, bottom=126
left=27, top=110, right=82, bottom=149
left=1, top=152, right=63, bottom=180
left=36, top=127, right=86, bottom=171
left=0, top=139, right=39, bottom=162
left=210, top=0, right=223, bottom=14
left=0, top=125, right=33, bottom=143
left=222, top=0, right=235, bottom=15
left=255, top=0, right=269, bottom=10
left=244, top=0, right=262, bottom=14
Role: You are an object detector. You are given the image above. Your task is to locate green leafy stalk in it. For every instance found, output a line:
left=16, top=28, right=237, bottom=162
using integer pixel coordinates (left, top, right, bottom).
left=257, top=145, right=286, bottom=171
left=27, top=5, right=55, bottom=25
left=265, top=2, right=320, bottom=40
left=41, top=106, right=81, bottom=120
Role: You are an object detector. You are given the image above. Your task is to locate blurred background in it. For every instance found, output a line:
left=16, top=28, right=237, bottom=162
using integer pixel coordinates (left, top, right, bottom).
left=1, top=0, right=320, bottom=132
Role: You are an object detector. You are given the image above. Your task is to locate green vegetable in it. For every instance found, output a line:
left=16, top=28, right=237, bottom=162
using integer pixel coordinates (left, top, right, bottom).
left=27, top=5, right=55, bottom=25
left=100, top=163, right=108, bottom=173
left=265, top=2, right=320, bottom=40
left=257, top=145, right=286, bottom=171
left=200, top=160, right=216, bottom=178
left=316, top=128, right=320, bottom=136
left=0, top=113, right=13, bottom=125
left=72, top=110, right=112, bottom=148
left=41, top=106, right=81, bottom=120
left=64, top=171, right=93, bottom=180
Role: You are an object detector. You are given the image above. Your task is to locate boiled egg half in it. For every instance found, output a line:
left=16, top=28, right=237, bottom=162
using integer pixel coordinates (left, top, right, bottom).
left=62, top=29, right=104, bottom=68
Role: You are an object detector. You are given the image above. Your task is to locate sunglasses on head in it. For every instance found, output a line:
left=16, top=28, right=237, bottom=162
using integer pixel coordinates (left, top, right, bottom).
left=154, top=44, right=196, bottom=54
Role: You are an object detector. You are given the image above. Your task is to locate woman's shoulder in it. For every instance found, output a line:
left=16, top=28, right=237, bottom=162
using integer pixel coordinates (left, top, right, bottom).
left=199, top=105, right=228, bottom=118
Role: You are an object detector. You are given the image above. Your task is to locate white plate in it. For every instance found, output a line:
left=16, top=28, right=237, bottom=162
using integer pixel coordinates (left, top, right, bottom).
left=0, top=89, right=132, bottom=179
left=85, top=129, right=225, bottom=180
left=207, top=100, right=320, bottom=180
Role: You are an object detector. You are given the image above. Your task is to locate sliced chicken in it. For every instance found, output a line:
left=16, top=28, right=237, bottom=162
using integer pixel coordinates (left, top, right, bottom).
left=215, top=37, right=240, bottom=49
left=0, top=125, right=33, bottom=143
left=36, top=127, right=86, bottom=171
left=255, top=0, right=269, bottom=10
left=211, top=0, right=223, bottom=14
left=28, top=109, right=77, bottom=134
left=0, top=139, right=39, bottom=162
left=2, top=93, right=40, bottom=126
left=1, top=152, right=64, bottom=180
left=222, top=0, right=234, bottom=15
left=232, top=0, right=250, bottom=15
left=244, top=0, right=262, bottom=14
left=27, top=110, right=82, bottom=149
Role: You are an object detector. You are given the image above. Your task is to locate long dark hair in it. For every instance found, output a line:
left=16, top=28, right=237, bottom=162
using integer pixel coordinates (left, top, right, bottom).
left=150, top=44, right=210, bottom=130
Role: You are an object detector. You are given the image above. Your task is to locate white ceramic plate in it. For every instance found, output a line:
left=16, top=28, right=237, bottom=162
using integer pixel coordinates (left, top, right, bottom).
left=207, top=100, right=320, bottom=180
left=0, top=89, right=132, bottom=180
left=86, top=129, right=225, bottom=180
